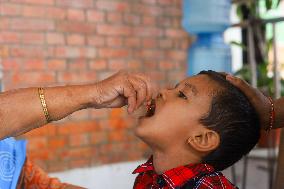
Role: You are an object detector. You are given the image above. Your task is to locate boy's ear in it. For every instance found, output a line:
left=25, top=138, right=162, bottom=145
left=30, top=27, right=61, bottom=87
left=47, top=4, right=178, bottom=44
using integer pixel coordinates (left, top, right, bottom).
left=187, top=129, right=220, bottom=153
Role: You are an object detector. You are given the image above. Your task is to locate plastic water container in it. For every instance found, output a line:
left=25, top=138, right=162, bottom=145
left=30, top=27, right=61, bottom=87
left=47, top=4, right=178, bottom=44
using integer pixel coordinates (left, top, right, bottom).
left=182, top=0, right=231, bottom=34
left=187, top=33, right=232, bottom=76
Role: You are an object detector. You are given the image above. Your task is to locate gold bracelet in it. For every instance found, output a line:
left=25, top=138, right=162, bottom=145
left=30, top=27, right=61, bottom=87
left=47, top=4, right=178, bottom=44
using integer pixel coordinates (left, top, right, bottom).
left=38, top=87, right=52, bottom=123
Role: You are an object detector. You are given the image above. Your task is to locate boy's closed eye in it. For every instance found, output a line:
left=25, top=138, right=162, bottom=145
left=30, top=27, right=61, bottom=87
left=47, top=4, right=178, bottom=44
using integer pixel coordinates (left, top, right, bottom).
left=178, top=91, right=188, bottom=100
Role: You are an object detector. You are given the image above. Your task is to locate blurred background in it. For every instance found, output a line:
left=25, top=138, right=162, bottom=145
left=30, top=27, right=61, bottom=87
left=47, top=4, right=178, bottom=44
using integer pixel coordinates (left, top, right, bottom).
left=0, top=0, right=284, bottom=188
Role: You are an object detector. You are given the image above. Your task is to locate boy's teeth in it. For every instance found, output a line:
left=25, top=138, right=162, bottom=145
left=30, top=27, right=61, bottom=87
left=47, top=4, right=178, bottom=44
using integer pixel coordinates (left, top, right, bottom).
left=131, top=99, right=156, bottom=118
left=146, top=99, right=156, bottom=117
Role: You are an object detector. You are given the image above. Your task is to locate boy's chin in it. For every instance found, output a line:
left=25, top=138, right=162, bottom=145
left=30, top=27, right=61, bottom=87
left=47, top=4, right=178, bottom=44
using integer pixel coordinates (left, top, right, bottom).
left=134, top=123, right=151, bottom=140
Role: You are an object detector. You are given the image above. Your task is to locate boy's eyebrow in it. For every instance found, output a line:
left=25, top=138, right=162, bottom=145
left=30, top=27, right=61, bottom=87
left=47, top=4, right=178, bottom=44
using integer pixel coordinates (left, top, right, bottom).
left=175, top=82, right=198, bottom=96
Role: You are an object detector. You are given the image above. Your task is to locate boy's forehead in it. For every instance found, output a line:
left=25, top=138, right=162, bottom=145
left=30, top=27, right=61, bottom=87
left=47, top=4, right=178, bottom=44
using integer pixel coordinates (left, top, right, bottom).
left=180, top=75, right=220, bottom=94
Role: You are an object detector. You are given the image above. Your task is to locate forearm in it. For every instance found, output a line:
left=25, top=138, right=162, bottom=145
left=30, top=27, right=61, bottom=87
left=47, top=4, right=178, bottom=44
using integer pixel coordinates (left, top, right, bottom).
left=274, top=97, right=284, bottom=129
left=0, top=84, right=96, bottom=140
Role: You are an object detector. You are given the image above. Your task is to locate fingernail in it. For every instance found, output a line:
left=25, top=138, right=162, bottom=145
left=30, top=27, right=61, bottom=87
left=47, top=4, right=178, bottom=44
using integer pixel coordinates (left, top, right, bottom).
left=226, top=75, right=235, bottom=81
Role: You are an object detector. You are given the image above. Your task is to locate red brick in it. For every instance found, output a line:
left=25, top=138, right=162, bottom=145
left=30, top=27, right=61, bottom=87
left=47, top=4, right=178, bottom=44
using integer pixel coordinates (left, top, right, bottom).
left=28, top=149, right=51, bottom=161
left=157, top=17, right=172, bottom=27
left=10, top=18, right=54, bottom=31
left=48, top=160, right=69, bottom=172
left=124, top=14, right=141, bottom=25
left=157, top=0, right=172, bottom=6
left=47, top=59, right=66, bottom=70
left=45, top=7, right=66, bottom=20
left=9, top=46, right=47, bottom=57
left=97, top=25, right=132, bottom=36
left=165, top=29, right=187, bottom=38
left=86, top=10, right=104, bottom=23
left=57, top=21, right=96, bottom=34
left=106, top=37, right=123, bottom=47
left=98, top=48, right=129, bottom=58
left=0, top=32, right=20, bottom=43
left=96, top=1, right=130, bottom=12
left=2, top=58, right=21, bottom=71
left=133, top=27, right=163, bottom=37
left=0, top=46, right=9, bottom=58
left=159, top=39, right=173, bottom=49
left=89, top=59, right=107, bottom=70
left=48, top=137, right=67, bottom=149
left=144, top=60, right=158, bottom=70
left=142, top=0, right=156, bottom=4
left=67, top=34, right=85, bottom=45
left=87, top=36, right=105, bottom=47
left=0, top=18, right=9, bottom=30
left=135, top=49, right=164, bottom=59
left=107, top=12, right=123, bottom=23
left=57, top=71, right=97, bottom=83
left=110, top=108, right=126, bottom=119
left=24, top=124, right=57, bottom=137
left=142, top=16, right=156, bottom=26
left=159, top=60, right=175, bottom=70
left=61, top=147, right=94, bottom=160
left=127, top=59, right=142, bottom=70
left=142, top=38, right=157, bottom=48
left=90, top=132, right=107, bottom=145
left=46, top=32, right=65, bottom=45
left=89, top=108, right=108, bottom=119
left=56, top=0, right=93, bottom=8
left=21, top=32, right=45, bottom=45
left=125, top=38, right=141, bottom=48
left=22, top=5, right=46, bottom=18
left=67, top=9, right=85, bottom=21
left=54, top=46, right=96, bottom=58
left=108, top=130, right=128, bottom=142
left=68, top=58, right=88, bottom=70
left=134, top=4, right=163, bottom=16
left=58, top=121, right=99, bottom=135
left=166, top=7, right=182, bottom=16
left=69, top=133, right=89, bottom=147
left=108, top=59, right=127, bottom=70
left=166, top=50, right=187, bottom=61
left=22, top=59, right=45, bottom=70
left=11, top=71, right=55, bottom=85
left=70, top=159, right=90, bottom=169
left=11, top=0, right=54, bottom=5
left=0, top=3, right=22, bottom=16
left=168, top=71, right=186, bottom=83
left=26, top=137, right=48, bottom=151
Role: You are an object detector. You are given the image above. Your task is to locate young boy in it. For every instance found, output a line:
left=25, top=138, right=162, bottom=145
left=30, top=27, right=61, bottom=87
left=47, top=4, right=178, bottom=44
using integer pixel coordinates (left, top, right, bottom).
left=132, top=71, right=260, bottom=189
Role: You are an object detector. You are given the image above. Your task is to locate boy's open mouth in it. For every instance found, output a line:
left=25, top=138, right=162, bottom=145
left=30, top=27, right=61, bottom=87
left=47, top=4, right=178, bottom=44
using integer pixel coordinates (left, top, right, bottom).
left=145, top=99, right=156, bottom=117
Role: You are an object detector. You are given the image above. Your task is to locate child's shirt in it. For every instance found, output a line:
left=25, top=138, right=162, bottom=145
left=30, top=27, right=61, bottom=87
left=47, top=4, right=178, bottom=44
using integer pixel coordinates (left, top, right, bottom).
left=133, top=157, right=237, bottom=189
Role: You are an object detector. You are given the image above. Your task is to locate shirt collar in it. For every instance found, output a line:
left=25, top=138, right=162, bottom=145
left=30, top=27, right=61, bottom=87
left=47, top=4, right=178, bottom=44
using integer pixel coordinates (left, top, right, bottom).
left=132, top=156, right=215, bottom=188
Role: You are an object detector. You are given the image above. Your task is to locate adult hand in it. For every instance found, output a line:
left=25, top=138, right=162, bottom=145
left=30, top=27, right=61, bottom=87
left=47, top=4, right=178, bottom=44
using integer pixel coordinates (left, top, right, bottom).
left=93, top=70, right=157, bottom=113
left=226, top=74, right=271, bottom=130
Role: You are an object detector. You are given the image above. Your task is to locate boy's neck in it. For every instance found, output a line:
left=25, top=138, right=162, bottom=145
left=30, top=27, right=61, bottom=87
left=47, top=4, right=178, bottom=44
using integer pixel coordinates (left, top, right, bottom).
left=152, top=149, right=201, bottom=174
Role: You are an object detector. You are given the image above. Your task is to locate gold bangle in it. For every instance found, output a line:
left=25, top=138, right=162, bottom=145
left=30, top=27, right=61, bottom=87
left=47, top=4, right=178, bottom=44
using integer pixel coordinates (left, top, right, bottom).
left=38, top=87, right=52, bottom=123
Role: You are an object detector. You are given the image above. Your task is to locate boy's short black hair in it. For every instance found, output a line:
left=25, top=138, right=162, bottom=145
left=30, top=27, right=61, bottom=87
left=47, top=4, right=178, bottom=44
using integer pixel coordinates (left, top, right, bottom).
left=198, top=70, right=260, bottom=171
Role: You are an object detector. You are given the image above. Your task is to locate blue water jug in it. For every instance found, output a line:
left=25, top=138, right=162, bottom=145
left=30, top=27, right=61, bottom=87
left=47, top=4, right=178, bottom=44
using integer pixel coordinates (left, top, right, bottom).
left=182, top=0, right=231, bottom=34
left=188, top=33, right=232, bottom=76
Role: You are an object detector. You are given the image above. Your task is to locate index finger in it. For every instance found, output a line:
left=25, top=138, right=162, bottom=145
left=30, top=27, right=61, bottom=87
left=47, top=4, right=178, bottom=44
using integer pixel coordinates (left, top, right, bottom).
left=134, top=73, right=155, bottom=102
left=226, top=75, right=258, bottom=100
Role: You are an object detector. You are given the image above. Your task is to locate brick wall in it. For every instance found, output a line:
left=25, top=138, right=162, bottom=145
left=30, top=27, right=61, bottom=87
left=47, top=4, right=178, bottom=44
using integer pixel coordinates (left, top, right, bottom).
left=0, top=0, right=189, bottom=172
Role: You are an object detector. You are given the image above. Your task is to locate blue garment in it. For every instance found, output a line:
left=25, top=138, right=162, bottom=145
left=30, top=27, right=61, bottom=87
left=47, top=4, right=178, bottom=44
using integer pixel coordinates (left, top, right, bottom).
left=0, top=137, right=26, bottom=189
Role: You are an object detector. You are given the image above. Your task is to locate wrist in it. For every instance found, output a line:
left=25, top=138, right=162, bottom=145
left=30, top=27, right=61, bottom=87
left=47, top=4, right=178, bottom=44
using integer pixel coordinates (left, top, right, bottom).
left=68, top=84, right=97, bottom=110
left=79, top=83, right=104, bottom=109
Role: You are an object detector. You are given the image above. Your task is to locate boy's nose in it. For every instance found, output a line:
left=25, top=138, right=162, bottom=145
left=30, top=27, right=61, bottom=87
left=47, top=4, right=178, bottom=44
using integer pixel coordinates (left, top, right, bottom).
left=158, top=88, right=170, bottom=100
